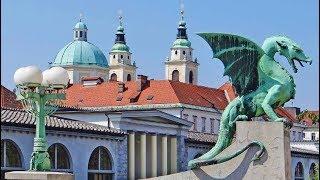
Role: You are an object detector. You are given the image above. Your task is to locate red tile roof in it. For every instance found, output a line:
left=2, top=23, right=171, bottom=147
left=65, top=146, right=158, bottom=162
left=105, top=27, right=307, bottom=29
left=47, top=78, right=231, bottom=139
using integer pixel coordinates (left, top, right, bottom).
left=219, top=82, right=237, bottom=101
left=64, top=80, right=229, bottom=110
left=1, top=85, right=22, bottom=109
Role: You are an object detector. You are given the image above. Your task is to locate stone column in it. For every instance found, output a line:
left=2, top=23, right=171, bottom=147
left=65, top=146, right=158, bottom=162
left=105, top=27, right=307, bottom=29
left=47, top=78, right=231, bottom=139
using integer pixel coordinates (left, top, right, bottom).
left=140, top=133, right=147, bottom=179
left=128, top=131, right=135, bottom=180
left=150, top=133, right=157, bottom=177
left=161, top=135, right=168, bottom=176
left=170, top=136, right=177, bottom=173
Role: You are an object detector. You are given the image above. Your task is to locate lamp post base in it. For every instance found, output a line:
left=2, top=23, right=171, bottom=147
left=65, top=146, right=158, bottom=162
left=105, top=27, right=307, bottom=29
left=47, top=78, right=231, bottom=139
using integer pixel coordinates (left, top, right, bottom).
left=30, top=151, right=51, bottom=171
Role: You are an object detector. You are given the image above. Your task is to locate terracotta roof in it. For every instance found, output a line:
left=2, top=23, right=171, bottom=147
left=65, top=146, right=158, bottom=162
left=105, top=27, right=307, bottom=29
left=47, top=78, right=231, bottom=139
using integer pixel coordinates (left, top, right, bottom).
left=186, top=131, right=218, bottom=144
left=1, top=107, right=126, bottom=136
left=64, top=80, right=228, bottom=110
left=219, top=82, right=237, bottom=101
left=1, top=85, right=22, bottom=109
left=275, top=107, right=296, bottom=121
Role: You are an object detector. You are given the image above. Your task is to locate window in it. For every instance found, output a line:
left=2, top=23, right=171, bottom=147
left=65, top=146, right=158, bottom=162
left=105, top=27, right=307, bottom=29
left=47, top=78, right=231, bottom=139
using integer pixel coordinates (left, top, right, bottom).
left=113, top=55, right=115, bottom=59
left=127, top=74, right=131, bottom=81
left=175, top=50, right=177, bottom=55
left=121, top=55, right=123, bottom=59
left=190, top=51, right=192, bottom=55
left=294, top=162, right=304, bottom=180
left=79, top=31, right=83, bottom=37
left=84, top=32, right=87, bottom=38
left=201, top=117, right=206, bottom=132
left=192, top=116, right=197, bottom=131
left=172, top=70, right=179, bottom=82
left=128, top=56, right=130, bottom=59
left=210, top=118, right=215, bottom=133
left=183, top=51, right=186, bottom=55
left=1, top=140, right=23, bottom=179
left=298, top=132, right=302, bottom=140
left=303, top=132, right=305, bottom=139
left=189, top=71, right=193, bottom=84
left=309, top=163, right=317, bottom=179
left=110, top=73, right=117, bottom=81
left=293, top=131, right=296, bottom=140
left=311, top=133, right=316, bottom=140
left=48, top=143, right=71, bottom=172
left=75, top=31, right=78, bottom=38
left=88, top=146, right=113, bottom=180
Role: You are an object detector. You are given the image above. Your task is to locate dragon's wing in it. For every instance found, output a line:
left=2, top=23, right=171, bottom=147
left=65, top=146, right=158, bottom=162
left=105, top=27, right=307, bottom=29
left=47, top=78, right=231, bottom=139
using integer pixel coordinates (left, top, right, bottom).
left=198, top=33, right=265, bottom=96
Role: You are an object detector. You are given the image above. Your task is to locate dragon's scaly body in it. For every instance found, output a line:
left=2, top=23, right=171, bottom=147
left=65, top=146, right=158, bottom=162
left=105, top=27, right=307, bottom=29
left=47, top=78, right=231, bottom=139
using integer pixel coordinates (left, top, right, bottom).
left=188, top=34, right=311, bottom=169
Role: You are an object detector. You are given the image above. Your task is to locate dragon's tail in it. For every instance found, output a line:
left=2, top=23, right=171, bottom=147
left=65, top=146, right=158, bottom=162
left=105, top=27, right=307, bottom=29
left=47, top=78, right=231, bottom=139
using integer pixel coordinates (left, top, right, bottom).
left=190, top=141, right=265, bottom=168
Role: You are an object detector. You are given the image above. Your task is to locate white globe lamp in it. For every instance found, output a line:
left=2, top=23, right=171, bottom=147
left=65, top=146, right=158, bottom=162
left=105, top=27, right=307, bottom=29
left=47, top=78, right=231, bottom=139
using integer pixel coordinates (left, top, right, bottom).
left=14, top=66, right=43, bottom=87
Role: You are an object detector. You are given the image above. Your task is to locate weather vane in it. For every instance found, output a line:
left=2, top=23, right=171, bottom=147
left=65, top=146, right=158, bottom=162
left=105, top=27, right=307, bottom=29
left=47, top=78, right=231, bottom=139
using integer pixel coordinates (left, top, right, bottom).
left=118, top=9, right=123, bottom=26
left=180, top=0, right=184, bottom=21
left=79, top=12, right=83, bottom=22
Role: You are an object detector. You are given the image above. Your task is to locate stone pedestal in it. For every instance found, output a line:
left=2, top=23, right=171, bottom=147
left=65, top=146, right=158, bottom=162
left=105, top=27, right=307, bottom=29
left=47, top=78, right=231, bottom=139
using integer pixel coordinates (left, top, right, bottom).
left=5, top=171, right=74, bottom=180
left=148, top=121, right=292, bottom=180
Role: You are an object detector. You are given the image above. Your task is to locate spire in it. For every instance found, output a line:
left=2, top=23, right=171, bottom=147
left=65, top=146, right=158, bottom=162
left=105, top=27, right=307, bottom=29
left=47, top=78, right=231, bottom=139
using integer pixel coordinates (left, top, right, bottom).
left=115, top=10, right=126, bottom=44
left=79, top=13, right=83, bottom=22
left=177, top=2, right=187, bottom=39
left=73, top=13, right=88, bottom=41
left=110, top=10, right=130, bottom=53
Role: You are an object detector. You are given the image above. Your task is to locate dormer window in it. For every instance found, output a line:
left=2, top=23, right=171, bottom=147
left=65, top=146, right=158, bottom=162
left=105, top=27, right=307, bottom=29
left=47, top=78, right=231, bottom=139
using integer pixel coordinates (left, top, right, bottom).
left=75, top=31, right=78, bottom=38
left=84, top=32, right=87, bottom=38
left=79, top=31, right=83, bottom=37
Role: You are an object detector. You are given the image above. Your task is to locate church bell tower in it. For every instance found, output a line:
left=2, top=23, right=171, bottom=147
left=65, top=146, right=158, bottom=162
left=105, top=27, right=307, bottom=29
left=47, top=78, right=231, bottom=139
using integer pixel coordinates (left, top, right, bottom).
left=165, top=7, right=199, bottom=84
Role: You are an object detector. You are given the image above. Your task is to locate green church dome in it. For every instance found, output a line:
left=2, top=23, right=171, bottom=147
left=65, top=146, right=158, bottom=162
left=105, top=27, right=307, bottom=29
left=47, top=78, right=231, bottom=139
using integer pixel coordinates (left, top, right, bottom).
left=111, top=43, right=130, bottom=52
left=74, top=21, right=87, bottom=29
left=172, top=38, right=191, bottom=48
left=53, top=41, right=108, bottom=67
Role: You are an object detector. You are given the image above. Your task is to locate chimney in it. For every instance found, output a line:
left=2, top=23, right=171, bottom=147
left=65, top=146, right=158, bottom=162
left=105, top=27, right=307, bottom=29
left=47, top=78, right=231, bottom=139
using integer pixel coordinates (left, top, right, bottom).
left=118, top=82, right=125, bottom=93
left=137, top=75, right=149, bottom=92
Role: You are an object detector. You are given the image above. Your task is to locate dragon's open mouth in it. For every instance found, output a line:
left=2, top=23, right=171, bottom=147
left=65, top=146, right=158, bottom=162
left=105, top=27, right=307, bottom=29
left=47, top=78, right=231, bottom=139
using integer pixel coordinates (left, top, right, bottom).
left=291, top=58, right=311, bottom=72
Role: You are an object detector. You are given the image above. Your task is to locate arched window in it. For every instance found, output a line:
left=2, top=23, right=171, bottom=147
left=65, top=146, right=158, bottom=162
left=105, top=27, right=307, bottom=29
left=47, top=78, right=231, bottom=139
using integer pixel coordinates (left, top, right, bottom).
left=88, top=146, right=113, bottom=180
left=120, top=55, right=123, bottom=59
left=113, top=55, right=115, bottom=59
left=309, top=163, right=317, bottom=179
left=175, top=50, right=177, bottom=55
left=1, top=140, right=23, bottom=179
left=110, top=73, right=117, bottom=81
left=295, top=162, right=304, bottom=180
left=48, top=143, right=71, bottom=172
left=189, top=71, right=194, bottom=84
left=172, top=70, right=179, bottom=82
left=127, top=74, right=132, bottom=81
left=183, top=51, right=186, bottom=55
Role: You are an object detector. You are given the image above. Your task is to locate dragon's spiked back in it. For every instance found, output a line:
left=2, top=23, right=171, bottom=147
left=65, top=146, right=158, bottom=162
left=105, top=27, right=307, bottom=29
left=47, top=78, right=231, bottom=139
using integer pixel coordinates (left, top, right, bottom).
left=197, top=33, right=265, bottom=96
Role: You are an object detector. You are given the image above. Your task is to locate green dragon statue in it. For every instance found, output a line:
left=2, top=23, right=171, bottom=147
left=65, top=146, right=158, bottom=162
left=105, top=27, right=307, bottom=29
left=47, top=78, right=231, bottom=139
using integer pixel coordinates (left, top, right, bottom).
left=188, top=33, right=312, bottom=169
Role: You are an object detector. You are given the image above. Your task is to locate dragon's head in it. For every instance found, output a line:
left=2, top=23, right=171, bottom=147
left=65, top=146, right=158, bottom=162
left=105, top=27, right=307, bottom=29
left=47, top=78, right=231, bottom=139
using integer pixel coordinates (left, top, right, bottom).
left=275, top=37, right=312, bottom=73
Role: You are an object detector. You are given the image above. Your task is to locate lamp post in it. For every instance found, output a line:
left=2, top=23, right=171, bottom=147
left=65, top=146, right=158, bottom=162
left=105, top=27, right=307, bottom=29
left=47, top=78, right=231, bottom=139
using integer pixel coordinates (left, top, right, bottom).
left=14, top=66, right=69, bottom=171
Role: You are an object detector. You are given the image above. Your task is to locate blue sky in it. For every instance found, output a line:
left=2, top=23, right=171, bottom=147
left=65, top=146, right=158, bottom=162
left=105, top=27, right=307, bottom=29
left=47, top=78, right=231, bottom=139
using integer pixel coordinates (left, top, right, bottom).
left=1, top=0, right=319, bottom=110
